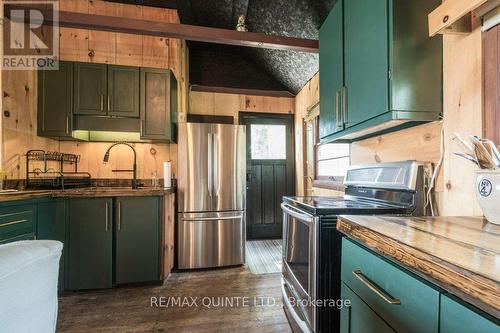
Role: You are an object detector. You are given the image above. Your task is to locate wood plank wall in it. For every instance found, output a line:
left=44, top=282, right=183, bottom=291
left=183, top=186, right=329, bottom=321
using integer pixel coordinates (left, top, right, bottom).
left=1, top=0, right=189, bottom=181
left=441, top=20, right=484, bottom=216
left=189, top=91, right=295, bottom=124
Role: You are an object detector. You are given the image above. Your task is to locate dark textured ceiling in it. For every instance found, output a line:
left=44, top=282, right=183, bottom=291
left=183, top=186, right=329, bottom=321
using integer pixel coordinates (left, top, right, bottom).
left=178, top=0, right=335, bottom=95
left=109, top=0, right=335, bottom=95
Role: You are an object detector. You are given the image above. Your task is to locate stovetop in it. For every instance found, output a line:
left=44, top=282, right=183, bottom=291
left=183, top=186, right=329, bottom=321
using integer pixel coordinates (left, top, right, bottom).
left=283, top=195, right=412, bottom=216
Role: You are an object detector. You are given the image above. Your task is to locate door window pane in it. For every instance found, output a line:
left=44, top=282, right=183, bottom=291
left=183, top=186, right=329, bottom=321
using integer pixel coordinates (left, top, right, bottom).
left=251, top=124, right=286, bottom=160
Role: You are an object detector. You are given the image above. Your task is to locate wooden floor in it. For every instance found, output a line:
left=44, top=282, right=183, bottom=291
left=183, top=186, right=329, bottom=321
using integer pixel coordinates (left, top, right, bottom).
left=246, top=239, right=282, bottom=274
left=57, top=266, right=292, bottom=333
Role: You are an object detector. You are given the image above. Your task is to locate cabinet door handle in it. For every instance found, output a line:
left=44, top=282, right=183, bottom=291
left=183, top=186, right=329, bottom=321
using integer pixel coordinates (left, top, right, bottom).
left=335, top=90, right=341, bottom=129
left=342, top=86, right=348, bottom=125
left=107, top=95, right=111, bottom=112
left=117, top=201, right=121, bottom=231
left=352, top=270, right=401, bottom=305
left=0, top=219, right=28, bottom=228
left=66, top=115, right=70, bottom=134
left=105, top=202, right=109, bottom=232
left=100, top=95, right=104, bottom=111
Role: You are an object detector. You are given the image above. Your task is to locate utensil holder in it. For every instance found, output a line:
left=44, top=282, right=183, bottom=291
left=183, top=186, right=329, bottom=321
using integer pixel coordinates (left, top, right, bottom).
left=476, top=170, right=500, bottom=225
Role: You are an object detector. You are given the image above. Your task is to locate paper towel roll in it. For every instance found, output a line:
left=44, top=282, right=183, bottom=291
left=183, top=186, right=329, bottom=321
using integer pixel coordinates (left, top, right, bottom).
left=163, top=161, right=171, bottom=188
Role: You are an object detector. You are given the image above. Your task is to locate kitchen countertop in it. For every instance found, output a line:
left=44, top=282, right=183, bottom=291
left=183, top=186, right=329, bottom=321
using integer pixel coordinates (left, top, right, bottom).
left=0, top=187, right=175, bottom=202
left=337, top=215, right=500, bottom=319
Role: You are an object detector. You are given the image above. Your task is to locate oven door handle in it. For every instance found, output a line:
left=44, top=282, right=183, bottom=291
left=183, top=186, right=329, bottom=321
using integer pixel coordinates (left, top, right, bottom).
left=281, top=203, right=315, bottom=223
left=282, top=282, right=311, bottom=333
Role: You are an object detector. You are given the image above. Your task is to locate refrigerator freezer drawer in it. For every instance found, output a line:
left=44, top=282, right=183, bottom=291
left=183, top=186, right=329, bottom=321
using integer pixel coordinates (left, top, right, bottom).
left=177, top=211, right=246, bottom=269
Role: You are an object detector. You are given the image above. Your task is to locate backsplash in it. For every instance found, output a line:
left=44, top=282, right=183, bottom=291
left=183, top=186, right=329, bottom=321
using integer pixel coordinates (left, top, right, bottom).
left=2, top=70, right=176, bottom=181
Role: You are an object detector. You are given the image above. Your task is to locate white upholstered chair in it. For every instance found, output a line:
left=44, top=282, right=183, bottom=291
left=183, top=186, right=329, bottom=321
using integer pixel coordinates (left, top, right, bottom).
left=0, top=240, right=63, bottom=333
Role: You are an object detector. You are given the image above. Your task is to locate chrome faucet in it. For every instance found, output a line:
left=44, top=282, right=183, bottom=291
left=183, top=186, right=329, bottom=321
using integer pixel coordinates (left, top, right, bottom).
left=103, top=142, right=138, bottom=189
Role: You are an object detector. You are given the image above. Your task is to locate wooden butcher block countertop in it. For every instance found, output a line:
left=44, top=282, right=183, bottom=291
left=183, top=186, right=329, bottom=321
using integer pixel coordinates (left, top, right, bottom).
left=51, top=187, right=175, bottom=198
left=0, top=187, right=175, bottom=202
left=337, top=215, right=500, bottom=319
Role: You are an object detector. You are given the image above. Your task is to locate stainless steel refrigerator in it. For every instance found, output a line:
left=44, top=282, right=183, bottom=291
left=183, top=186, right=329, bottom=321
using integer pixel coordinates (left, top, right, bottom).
left=177, top=122, right=246, bottom=269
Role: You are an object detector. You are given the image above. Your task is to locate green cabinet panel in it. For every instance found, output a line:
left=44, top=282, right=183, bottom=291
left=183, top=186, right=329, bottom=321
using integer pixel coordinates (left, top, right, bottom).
left=344, top=0, right=388, bottom=126
left=37, top=199, right=67, bottom=290
left=67, top=198, right=113, bottom=290
left=341, top=282, right=395, bottom=333
left=140, top=68, right=177, bottom=142
left=38, top=61, right=177, bottom=142
left=114, top=197, right=160, bottom=284
left=440, top=294, right=500, bottom=333
left=74, top=63, right=107, bottom=116
left=0, top=232, right=36, bottom=244
left=319, top=0, right=442, bottom=143
left=108, top=66, right=140, bottom=118
left=0, top=203, right=36, bottom=243
left=319, top=0, right=344, bottom=139
left=341, top=238, right=439, bottom=333
left=37, top=61, right=73, bottom=138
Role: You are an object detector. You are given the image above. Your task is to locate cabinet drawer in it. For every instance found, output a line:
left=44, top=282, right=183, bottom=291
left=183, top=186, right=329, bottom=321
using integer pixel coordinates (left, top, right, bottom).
left=0, top=205, right=36, bottom=242
left=341, top=282, right=395, bottom=333
left=0, top=232, right=36, bottom=245
left=341, top=238, right=439, bottom=333
left=440, top=294, right=500, bottom=333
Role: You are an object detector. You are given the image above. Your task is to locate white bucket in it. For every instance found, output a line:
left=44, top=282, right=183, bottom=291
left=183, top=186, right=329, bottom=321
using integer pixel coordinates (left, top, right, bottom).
left=476, top=170, right=500, bottom=225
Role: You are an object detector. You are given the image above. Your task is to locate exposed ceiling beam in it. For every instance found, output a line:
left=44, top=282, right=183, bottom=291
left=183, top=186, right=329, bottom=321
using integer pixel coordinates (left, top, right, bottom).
left=6, top=5, right=319, bottom=53
left=106, top=1, right=178, bottom=10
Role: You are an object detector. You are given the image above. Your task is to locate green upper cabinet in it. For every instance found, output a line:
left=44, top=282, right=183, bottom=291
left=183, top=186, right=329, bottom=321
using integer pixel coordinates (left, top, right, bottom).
left=67, top=198, right=113, bottom=290
left=108, top=65, right=140, bottom=118
left=73, top=63, right=107, bottom=116
left=37, top=61, right=74, bottom=138
left=319, top=0, right=442, bottom=143
left=344, top=0, right=388, bottom=127
left=38, top=61, right=177, bottom=142
left=114, top=197, right=160, bottom=285
left=319, top=0, right=344, bottom=139
left=140, top=68, right=177, bottom=142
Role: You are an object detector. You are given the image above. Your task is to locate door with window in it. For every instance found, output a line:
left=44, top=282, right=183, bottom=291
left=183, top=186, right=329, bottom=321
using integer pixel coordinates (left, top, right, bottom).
left=240, top=113, right=295, bottom=239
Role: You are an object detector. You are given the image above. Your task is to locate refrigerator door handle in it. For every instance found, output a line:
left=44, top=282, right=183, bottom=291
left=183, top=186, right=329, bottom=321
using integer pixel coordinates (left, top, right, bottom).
left=207, top=132, right=213, bottom=197
left=181, top=215, right=244, bottom=222
left=213, top=133, right=219, bottom=196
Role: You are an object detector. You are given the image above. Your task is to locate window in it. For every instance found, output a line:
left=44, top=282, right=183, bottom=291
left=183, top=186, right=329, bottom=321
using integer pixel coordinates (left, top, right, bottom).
left=251, top=124, right=287, bottom=160
left=303, top=116, right=350, bottom=190
left=316, top=143, right=350, bottom=181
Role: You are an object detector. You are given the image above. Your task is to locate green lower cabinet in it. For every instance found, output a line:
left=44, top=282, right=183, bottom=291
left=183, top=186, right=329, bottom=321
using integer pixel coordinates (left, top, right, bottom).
left=37, top=198, right=67, bottom=290
left=67, top=198, right=113, bottom=290
left=340, top=239, right=499, bottom=333
left=115, top=197, right=160, bottom=284
left=341, top=239, right=439, bottom=332
left=341, top=282, right=395, bottom=333
left=440, top=294, right=500, bottom=333
left=0, top=203, right=36, bottom=243
left=0, top=232, right=36, bottom=244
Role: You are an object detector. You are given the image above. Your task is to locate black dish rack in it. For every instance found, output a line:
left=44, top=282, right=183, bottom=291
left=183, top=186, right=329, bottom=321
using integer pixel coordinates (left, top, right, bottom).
left=25, top=150, right=91, bottom=190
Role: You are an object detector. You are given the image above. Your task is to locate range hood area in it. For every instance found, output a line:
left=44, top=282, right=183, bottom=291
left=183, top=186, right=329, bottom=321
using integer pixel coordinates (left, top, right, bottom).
left=37, top=62, right=178, bottom=143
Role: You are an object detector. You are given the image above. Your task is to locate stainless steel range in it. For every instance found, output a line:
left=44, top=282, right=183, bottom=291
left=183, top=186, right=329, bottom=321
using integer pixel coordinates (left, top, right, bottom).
left=281, top=161, right=432, bottom=333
